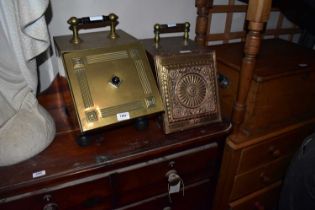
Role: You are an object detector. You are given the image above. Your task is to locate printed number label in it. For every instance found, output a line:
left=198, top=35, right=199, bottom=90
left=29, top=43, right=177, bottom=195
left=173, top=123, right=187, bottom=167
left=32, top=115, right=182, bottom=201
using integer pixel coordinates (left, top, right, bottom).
left=32, top=170, right=46, bottom=178
left=117, top=112, right=130, bottom=121
left=89, top=15, right=103, bottom=21
left=167, top=23, right=176, bottom=27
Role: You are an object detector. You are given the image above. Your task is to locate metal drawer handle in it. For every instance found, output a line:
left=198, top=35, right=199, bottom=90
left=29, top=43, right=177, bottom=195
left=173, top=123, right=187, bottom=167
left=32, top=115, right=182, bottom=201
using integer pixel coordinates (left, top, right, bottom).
left=43, top=203, right=58, bottom=210
left=43, top=194, right=59, bottom=210
left=254, top=201, right=265, bottom=210
left=268, top=146, right=281, bottom=158
left=166, top=169, right=182, bottom=185
left=165, top=169, right=185, bottom=202
left=218, top=73, right=230, bottom=88
left=260, top=172, right=270, bottom=184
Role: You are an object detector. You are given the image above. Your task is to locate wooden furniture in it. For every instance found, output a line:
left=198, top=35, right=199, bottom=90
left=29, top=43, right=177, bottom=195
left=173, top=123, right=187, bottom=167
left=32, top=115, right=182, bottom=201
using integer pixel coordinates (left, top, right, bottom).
left=0, top=76, right=231, bottom=210
left=195, top=0, right=315, bottom=210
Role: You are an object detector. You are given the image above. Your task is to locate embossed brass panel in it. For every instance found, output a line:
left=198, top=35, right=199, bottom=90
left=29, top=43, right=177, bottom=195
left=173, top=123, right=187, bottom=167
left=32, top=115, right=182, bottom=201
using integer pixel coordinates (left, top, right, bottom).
left=54, top=30, right=164, bottom=132
left=155, top=52, right=221, bottom=133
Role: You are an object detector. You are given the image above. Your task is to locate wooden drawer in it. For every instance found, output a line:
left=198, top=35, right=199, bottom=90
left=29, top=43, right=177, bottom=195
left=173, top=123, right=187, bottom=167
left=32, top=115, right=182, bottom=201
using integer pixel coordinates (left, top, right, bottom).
left=1, top=176, right=112, bottom=210
left=112, top=143, right=218, bottom=207
left=242, top=69, right=315, bottom=135
left=214, top=39, right=315, bottom=135
left=1, top=143, right=218, bottom=210
left=118, top=180, right=214, bottom=210
left=230, top=156, right=290, bottom=200
left=229, top=182, right=281, bottom=210
left=238, top=126, right=309, bottom=173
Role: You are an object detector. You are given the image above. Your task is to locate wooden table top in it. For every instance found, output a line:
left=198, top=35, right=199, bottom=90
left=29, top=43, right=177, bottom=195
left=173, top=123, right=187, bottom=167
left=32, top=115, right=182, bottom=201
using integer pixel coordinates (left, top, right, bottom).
left=0, top=76, right=231, bottom=198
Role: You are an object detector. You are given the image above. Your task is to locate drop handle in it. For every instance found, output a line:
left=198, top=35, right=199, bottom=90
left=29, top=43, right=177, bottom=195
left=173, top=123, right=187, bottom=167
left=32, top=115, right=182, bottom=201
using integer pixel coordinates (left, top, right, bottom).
left=165, top=169, right=184, bottom=202
left=43, top=195, right=58, bottom=210
left=166, top=169, right=181, bottom=186
left=268, top=146, right=281, bottom=158
left=43, top=203, right=58, bottom=210
left=254, top=202, right=265, bottom=210
left=260, top=172, right=270, bottom=184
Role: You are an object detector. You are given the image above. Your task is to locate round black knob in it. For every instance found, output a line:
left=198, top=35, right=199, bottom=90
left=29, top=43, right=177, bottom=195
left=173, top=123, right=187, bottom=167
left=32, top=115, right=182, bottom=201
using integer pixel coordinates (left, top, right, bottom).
left=134, top=117, right=149, bottom=131
left=76, top=134, right=91, bottom=147
left=111, top=76, right=120, bottom=86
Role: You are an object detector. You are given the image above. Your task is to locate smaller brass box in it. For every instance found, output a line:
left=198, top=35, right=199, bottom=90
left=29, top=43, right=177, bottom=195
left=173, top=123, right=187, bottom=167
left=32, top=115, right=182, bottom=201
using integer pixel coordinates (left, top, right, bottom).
left=54, top=30, right=164, bottom=132
left=141, top=23, right=221, bottom=133
left=154, top=52, right=221, bottom=133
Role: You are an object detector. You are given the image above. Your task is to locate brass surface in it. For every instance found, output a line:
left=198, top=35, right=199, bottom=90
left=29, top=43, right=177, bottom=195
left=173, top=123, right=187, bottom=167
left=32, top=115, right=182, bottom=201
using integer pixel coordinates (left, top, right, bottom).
left=54, top=30, right=164, bottom=132
left=155, top=52, right=221, bottom=133
left=67, top=17, right=81, bottom=44
left=108, top=13, right=119, bottom=40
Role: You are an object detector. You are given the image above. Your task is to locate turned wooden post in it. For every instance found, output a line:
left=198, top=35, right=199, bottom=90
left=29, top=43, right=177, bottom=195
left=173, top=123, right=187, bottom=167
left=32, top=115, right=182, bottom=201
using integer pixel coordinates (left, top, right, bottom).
left=231, top=0, right=272, bottom=135
left=195, top=0, right=213, bottom=46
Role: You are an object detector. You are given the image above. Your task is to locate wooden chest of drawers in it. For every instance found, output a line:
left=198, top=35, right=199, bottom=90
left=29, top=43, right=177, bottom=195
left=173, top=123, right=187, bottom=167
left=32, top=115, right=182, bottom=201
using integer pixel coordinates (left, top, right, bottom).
left=213, top=120, right=315, bottom=210
left=0, top=76, right=231, bottom=210
left=214, top=39, right=315, bottom=135
left=211, top=39, right=315, bottom=210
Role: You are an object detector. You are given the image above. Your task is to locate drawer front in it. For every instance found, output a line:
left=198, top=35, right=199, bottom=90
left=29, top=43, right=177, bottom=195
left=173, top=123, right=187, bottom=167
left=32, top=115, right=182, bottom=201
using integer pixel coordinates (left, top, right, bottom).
left=0, top=143, right=218, bottom=210
left=231, top=156, right=290, bottom=200
left=112, top=143, right=218, bottom=207
left=238, top=126, right=311, bottom=173
left=1, top=177, right=112, bottom=210
left=117, top=180, right=214, bottom=210
left=243, top=71, right=315, bottom=134
left=229, top=182, right=281, bottom=210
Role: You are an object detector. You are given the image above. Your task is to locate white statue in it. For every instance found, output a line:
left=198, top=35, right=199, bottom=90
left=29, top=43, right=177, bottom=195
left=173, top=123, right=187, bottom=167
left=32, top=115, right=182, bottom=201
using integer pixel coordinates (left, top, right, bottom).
left=0, top=0, right=55, bottom=166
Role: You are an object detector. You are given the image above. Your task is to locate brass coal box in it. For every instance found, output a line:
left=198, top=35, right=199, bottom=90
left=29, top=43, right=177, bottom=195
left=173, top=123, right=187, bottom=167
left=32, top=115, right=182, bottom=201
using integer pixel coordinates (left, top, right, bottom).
left=54, top=15, right=163, bottom=133
left=141, top=23, right=221, bottom=134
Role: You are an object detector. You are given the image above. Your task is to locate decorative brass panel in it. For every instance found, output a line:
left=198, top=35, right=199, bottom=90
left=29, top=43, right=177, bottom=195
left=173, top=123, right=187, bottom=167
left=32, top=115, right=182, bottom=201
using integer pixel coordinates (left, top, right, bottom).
left=155, top=52, right=221, bottom=134
left=54, top=30, right=164, bottom=132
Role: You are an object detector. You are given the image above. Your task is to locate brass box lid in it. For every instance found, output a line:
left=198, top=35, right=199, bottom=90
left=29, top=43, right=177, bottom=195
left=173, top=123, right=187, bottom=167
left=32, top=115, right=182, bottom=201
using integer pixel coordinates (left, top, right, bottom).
left=54, top=30, right=164, bottom=132
left=155, top=51, right=221, bottom=134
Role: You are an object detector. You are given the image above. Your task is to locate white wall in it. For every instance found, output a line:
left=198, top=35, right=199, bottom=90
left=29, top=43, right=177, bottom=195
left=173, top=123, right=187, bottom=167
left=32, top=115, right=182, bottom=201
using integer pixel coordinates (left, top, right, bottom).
left=41, top=0, right=297, bottom=90
left=48, top=0, right=197, bottom=39
left=39, top=0, right=197, bottom=90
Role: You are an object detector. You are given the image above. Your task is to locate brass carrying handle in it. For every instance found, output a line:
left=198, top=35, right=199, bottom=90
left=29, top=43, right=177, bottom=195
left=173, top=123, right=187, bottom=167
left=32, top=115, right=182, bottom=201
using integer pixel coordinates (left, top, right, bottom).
left=154, top=22, right=190, bottom=44
left=67, top=13, right=119, bottom=44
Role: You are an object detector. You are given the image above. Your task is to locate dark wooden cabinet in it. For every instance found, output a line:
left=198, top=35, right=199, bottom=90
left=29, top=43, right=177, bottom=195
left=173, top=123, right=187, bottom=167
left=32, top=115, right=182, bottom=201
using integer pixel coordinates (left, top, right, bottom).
left=211, top=40, right=315, bottom=210
left=211, top=39, right=315, bottom=210
left=0, top=77, right=231, bottom=210
left=194, top=1, right=315, bottom=210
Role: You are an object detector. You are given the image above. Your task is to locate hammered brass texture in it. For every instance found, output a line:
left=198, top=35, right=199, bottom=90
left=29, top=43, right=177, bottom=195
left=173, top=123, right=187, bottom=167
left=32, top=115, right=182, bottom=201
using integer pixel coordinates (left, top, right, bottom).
left=155, top=52, right=221, bottom=134
left=54, top=30, right=164, bottom=132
